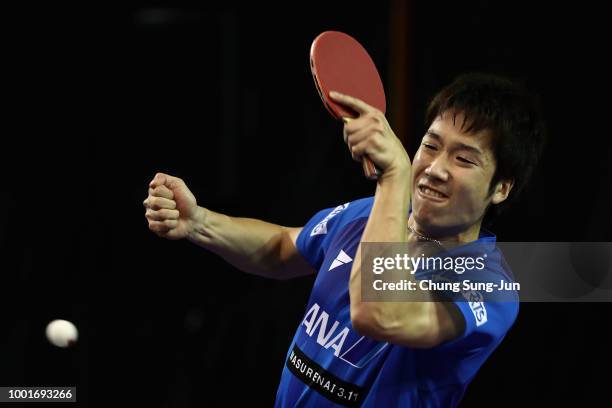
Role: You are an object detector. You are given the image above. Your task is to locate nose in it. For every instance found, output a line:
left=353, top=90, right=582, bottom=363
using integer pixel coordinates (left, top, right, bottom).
left=424, top=154, right=449, bottom=182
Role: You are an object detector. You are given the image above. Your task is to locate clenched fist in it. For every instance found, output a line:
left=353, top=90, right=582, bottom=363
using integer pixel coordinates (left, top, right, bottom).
left=143, top=172, right=200, bottom=240
left=329, top=91, right=411, bottom=180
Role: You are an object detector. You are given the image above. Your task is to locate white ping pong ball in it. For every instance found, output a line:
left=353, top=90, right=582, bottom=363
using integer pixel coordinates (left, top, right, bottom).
left=45, top=319, right=78, bottom=348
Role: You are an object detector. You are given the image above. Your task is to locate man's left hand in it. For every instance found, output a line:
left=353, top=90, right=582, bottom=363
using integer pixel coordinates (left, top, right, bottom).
left=329, top=91, right=412, bottom=180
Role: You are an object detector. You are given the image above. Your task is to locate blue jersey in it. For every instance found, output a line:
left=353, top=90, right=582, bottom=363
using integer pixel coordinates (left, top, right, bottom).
left=274, top=197, right=519, bottom=407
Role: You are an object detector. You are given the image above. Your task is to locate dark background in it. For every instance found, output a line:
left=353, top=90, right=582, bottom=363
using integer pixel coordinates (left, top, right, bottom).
left=2, top=1, right=611, bottom=407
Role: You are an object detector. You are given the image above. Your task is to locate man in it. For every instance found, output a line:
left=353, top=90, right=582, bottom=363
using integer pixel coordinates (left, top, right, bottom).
left=143, top=73, right=546, bottom=406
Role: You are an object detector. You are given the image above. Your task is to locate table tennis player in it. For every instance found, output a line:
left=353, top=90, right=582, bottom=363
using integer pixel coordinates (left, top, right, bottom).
left=143, top=73, right=546, bottom=407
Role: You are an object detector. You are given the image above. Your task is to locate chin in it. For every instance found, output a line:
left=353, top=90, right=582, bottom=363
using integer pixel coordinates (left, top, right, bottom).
left=412, top=209, right=437, bottom=230
left=413, top=207, right=454, bottom=235
left=413, top=203, right=440, bottom=224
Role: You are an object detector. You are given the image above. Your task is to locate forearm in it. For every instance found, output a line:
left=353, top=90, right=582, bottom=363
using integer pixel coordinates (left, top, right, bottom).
left=349, top=170, right=433, bottom=340
left=363, top=170, right=412, bottom=243
left=187, top=206, right=305, bottom=279
left=349, top=169, right=412, bottom=297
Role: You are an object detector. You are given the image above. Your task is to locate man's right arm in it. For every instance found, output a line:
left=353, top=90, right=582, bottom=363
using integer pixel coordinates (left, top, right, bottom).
left=187, top=208, right=314, bottom=279
left=143, top=173, right=314, bottom=280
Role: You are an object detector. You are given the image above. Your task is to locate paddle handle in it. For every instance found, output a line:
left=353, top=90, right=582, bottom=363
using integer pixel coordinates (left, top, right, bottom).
left=342, top=117, right=381, bottom=180
left=362, top=156, right=381, bottom=180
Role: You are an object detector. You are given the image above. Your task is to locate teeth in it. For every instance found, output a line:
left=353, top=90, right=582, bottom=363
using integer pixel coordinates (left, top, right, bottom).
left=421, top=186, right=445, bottom=198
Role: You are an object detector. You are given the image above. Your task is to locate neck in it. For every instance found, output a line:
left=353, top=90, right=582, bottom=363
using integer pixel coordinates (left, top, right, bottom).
left=407, top=214, right=482, bottom=244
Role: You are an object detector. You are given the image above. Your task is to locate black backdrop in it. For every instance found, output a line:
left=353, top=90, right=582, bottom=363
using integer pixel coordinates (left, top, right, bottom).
left=2, top=1, right=611, bottom=407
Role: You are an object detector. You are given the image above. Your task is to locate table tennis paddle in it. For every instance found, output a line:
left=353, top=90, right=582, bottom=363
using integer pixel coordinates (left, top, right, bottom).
left=310, top=31, right=386, bottom=180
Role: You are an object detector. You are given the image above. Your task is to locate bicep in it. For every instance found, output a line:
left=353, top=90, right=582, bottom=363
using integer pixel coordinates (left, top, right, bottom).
left=365, top=301, right=466, bottom=349
left=278, top=227, right=316, bottom=279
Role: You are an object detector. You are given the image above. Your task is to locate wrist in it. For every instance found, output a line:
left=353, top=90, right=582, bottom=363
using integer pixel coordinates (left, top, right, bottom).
left=187, top=206, right=209, bottom=243
left=374, top=163, right=412, bottom=220
left=379, top=162, right=411, bottom=186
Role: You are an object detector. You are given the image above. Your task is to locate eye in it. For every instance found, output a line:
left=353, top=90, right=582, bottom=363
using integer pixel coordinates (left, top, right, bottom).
left=457, top=157, right=476, bottom=165
left=422, top=143, right=437, bottom=150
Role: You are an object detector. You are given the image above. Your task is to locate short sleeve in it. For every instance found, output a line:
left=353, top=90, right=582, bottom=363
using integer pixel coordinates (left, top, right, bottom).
left=295, top=197, right=374, bottom=270
left=295, top=203, right=351, bottom=270
left=452, top=293, right=519, bottom=345
left=419, top=246, right=520, bottom=349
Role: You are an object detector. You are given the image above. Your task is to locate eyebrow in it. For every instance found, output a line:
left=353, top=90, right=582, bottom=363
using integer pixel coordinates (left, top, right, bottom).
left=425, top=131, right=484, bottom=157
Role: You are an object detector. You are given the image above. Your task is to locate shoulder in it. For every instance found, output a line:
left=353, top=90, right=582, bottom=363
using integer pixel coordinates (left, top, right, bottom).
left=305, top=196, right=373, bottom=238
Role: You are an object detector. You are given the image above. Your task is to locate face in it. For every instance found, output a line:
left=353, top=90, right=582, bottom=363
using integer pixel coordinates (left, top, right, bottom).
left=411, top=111, right=512, bottom=237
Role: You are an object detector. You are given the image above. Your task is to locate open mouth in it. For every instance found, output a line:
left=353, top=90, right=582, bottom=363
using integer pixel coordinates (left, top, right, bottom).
left=418, top=185, right=449, bottom=200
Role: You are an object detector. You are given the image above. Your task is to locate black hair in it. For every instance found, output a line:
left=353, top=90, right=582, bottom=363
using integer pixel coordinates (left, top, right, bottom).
left=425, top=73, right=547, bottom=220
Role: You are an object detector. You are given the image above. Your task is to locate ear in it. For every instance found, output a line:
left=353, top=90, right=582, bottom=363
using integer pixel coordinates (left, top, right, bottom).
left=491, top=179, right=514, bottom=205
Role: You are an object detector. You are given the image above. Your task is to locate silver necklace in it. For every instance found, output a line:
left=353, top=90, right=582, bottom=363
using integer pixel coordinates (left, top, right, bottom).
left=407, top=224, right=442, bottom=245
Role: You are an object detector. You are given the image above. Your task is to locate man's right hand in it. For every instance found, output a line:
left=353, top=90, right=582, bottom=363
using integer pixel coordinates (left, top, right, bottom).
left=143, top=172, right=202, bottom=240
left=143, top=172, right=313, bottom=279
